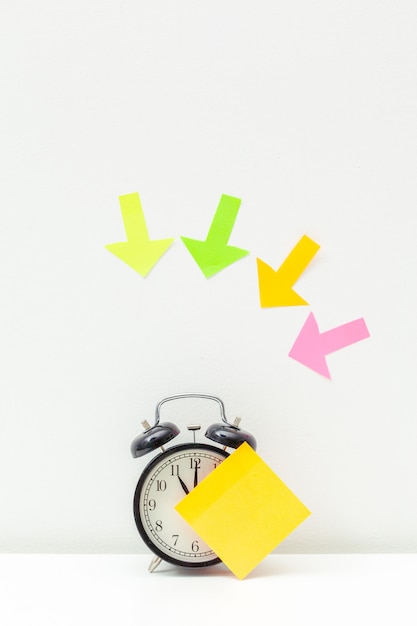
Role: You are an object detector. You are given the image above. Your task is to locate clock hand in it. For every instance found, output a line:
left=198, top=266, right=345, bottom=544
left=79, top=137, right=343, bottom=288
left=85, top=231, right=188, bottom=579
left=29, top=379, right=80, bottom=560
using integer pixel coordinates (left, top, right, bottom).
left=194, top=464, right=199, bottom=488
left=177, top=476, right=189, bottom=495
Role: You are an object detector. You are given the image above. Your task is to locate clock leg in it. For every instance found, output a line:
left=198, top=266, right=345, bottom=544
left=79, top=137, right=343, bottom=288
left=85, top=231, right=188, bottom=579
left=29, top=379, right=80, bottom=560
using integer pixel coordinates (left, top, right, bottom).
left=148, top=555, right=163, bottom=573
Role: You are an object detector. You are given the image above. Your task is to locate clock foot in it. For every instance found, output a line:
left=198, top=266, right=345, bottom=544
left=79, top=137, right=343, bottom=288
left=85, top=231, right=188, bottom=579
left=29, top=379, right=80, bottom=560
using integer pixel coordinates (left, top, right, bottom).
left=148, top=555, right=163, bottom=573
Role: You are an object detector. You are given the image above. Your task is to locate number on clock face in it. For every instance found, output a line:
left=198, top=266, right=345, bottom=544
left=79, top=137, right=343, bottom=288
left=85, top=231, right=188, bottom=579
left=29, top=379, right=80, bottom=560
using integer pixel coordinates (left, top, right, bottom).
left=134, top=444, right=228, bottom=566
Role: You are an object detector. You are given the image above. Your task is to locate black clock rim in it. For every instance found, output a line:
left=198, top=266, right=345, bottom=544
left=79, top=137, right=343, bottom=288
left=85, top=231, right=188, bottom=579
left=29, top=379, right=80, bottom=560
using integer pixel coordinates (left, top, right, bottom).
left=133, top=442, right=229, bottom=568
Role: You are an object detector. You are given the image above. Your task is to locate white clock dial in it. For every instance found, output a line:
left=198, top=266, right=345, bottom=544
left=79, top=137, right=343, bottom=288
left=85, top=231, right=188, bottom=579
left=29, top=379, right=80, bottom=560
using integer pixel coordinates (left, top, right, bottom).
left=134, top=444, right=228, bottom=567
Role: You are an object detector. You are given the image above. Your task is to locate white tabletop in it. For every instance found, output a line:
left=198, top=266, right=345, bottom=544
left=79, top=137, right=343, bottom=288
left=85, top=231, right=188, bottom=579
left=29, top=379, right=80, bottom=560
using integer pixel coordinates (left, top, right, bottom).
left=0, top=554, right=415, bottom=625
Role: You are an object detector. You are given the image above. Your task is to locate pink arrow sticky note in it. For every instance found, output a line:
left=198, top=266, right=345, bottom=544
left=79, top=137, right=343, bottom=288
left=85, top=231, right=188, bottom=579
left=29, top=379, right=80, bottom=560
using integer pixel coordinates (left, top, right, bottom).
left=289, top=312, right=370, bottom=378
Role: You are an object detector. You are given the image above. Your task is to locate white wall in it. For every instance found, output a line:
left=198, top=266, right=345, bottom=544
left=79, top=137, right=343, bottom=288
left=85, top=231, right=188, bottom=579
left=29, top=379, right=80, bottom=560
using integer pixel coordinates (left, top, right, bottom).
left=0, top=0, right=416, bottom=554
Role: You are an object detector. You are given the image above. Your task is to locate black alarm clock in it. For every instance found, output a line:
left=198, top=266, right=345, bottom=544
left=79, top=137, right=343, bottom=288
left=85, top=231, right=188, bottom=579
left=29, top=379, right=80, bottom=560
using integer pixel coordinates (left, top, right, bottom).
left=131, top=393, right=256, bottom=572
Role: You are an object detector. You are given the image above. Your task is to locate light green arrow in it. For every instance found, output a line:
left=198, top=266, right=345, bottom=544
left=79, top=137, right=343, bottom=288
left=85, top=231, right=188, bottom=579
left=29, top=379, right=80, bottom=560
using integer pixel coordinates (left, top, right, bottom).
left=181, top=194, right=249, bottom=278
left=105, top=193, right=174, bottom=277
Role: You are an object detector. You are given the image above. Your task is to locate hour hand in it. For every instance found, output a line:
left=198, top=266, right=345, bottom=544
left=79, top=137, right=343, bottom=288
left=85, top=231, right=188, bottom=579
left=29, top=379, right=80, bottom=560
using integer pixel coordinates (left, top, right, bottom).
left=177, top=476, right=189, bottom=495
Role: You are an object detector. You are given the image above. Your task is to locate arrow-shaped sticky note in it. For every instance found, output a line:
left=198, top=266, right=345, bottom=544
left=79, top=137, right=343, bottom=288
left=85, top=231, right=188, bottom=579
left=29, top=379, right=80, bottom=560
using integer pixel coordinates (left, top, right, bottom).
left=257, top=235, right=320, bottom=307
left=289, top=312, right=370, bottom=378
left=105, top=193, right=174, bottom=277
left=181, top=194, right=249, bottom=278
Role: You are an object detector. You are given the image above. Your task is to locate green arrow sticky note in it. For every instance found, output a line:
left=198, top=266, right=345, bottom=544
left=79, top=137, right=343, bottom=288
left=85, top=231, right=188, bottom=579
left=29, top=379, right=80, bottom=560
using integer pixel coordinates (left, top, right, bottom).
left=105, top=193, right=174, bottom=277
left=181, top=194, right=250, bottom=278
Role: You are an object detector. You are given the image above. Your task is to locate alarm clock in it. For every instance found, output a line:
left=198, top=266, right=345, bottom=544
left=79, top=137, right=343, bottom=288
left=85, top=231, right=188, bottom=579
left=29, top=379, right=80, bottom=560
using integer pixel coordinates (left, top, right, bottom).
left=131, top=393, right=256, bottom=572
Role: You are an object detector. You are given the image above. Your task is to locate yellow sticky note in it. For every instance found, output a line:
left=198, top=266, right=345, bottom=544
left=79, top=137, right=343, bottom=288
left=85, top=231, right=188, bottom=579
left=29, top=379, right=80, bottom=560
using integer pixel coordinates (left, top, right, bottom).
left=175, top=442, right=311, bottom=579
left=257, top=235, right=320, bottom=307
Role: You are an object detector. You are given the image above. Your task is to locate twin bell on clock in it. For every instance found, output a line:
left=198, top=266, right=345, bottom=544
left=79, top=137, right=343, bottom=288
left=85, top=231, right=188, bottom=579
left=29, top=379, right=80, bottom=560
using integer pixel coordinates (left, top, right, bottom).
left=131, top=393, right=256, bottom=458
left=130, top=393, right=256, bottom=573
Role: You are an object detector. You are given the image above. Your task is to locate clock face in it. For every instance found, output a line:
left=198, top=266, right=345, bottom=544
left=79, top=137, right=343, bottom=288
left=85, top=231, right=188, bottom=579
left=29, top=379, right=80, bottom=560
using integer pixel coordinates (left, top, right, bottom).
left=134, top=443, right=229, bottom=567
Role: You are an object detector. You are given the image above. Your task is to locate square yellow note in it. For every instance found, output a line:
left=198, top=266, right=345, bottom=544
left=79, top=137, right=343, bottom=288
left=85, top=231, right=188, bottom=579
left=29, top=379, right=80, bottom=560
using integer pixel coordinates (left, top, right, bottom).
left=175, top=442, right=311, bottom=579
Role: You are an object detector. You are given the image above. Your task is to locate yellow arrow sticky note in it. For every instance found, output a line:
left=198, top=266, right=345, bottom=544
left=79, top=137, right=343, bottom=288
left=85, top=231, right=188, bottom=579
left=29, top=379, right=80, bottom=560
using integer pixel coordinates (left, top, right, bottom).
left=175, top=442, right=311, bottom=579
left=257, top=235, right=320, bottom=307
left=106, top=193, right=175, bottom=277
